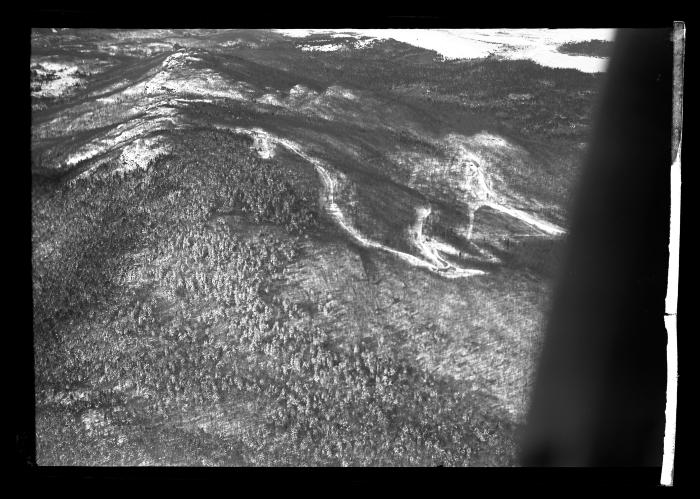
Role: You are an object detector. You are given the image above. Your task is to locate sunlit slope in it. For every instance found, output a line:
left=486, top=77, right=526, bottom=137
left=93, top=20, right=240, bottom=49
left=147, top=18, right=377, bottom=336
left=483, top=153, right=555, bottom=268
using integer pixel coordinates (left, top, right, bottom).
left=32, top=36, right=575, bottom=279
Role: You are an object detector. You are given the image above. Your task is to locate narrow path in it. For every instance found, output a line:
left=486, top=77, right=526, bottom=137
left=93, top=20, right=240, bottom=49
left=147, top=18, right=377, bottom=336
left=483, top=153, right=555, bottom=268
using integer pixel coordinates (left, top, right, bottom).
left=483, top=201, right=566, bottom=236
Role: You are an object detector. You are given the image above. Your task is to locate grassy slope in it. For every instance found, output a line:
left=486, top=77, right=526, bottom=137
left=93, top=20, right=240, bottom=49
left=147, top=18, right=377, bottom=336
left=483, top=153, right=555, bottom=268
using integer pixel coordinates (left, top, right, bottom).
left=32, top=29, right=600, bottom=466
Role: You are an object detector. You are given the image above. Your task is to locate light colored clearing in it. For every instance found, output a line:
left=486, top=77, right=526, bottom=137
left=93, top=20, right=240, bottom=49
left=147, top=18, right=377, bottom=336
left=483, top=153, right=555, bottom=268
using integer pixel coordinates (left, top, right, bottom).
left=233, top=127, right=278, bottom=159
left=116, top=136, right=170, bottom=174
left=298, top=37, right=376, bottom=53
left=219, top=39, right=261, bottom=49
left=276, top=28, right=617, bottom=72
left=119, top=51, right=254, bottom=102
left=107, top=29, right=178, bottom=40
left=484, top=202, right=565, bottom=236
left=66, top=141, right=113, bottom=168
left=125, top=68, right=250, bottom=100
left=230, top=126, right=485, bottom=278
left=256, top=93, right=285, bottom=106
left=34, top=61, right=75, bottom=73
left=325, top=85, right=358, bottom=100
left=160, top=51, right=203, bottom=69
left=30, top=61, right=84, bottom=98
left=434, top=237, right=501, bottom=264
left=39, top=48, right=251, bottom=171
left=400, top=132, right=503, bottom=205
left=354, top=38, right=376, bottom=49
left=41, top=388, right=92, bottom=406
left=450, top=132, right=542, bottom=210
left=172, top=97, right=213, bottom=104
left=455, top=133, right=565, bottom=235
left=65, top=105, right=180, bottom=179
left=34, top=94, right=203, bottom=142
left=34, top=75, right=83, bottom=97
left=255, top=83, right=365, bottom=125
left=300, top=43, right=347, bottom=52
left=411, top=206, right=489, bottom=275
left=82, top=409, right=109, bottom=432
left=280, top=84, right=358, bottom=105
left=508, top=92, right=534, bottom=101
left=95, top=41, right=174, bottom=57
left=288, top=84, right=318, bottom=101
left=80, top=408, right=129, bottom=444
left=31, top=57, right=114, bottom=99
left=90, top=79, right=136, bottom=100
left=412, top=206, right=450, bottom=266
left=398, top=131, right=566, bottom=237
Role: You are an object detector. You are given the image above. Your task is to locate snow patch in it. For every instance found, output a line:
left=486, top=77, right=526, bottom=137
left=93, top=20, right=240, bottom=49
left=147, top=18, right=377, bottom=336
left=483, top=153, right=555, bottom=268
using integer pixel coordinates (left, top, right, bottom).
left=298, top=37, right=376, bottom=53
left=30, top=61, right=84, bottom=98
left=325, top=85, right=358, bottom=100
left=64, top=104, right=181, bottom=179
left=233, top=127, right=278, bottom=159
left=395, top=131, right=566, bottom=238
left=256, top=92, right=285, bottom=106
left=219, top=125, right=485, bottom=278
left=254, top=83, right=363, bottom=122
left=123, top=51, right=254, bottom=102
left=117, top=136, right=169, bottom=173
left=289, top=84, right=318, bottom=100
left=277, top=28, right=617, bottom=72
left=300, top=43, right=347, bottom=52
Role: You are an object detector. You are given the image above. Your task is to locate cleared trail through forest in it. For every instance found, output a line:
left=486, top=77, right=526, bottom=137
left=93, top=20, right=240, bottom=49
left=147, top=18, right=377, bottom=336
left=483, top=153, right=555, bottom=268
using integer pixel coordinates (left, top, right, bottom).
left=233, top=127, right=486, bottom=278
left=233, top=126, right=566, bottom=278
left=483, top=201, right=566, bottom=236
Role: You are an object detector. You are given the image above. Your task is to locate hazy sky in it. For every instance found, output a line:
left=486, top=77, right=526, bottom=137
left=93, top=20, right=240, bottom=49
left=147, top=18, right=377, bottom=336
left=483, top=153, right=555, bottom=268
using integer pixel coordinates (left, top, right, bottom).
left=276, top=29, right=618, bottom=73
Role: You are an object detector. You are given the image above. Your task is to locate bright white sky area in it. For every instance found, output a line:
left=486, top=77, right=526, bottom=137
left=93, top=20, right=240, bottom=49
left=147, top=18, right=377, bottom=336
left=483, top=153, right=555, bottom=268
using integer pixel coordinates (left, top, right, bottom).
left=275, top=29, right=618, bottom=73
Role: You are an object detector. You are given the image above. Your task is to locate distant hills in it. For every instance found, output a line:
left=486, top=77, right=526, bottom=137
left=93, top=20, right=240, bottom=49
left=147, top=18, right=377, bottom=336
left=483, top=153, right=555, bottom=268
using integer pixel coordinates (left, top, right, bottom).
left=32, top=29, right=602, bottom=466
